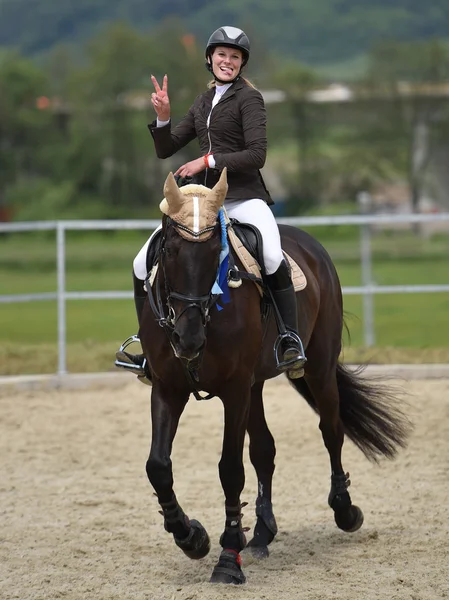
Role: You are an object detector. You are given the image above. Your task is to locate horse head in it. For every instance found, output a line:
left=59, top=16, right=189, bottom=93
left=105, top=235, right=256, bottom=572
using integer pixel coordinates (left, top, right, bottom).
left=158, top=168, right=228, bottom=360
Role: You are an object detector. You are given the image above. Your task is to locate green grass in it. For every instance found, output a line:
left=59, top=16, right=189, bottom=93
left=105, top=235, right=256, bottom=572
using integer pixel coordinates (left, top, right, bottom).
left=1, top=228, right=448, bottom=375
left=342, top=294, right=449, bottom=347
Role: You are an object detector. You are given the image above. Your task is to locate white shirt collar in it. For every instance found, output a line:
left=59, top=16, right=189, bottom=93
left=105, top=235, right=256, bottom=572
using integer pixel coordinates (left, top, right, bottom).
left=214, top=82, right=232, bottom=96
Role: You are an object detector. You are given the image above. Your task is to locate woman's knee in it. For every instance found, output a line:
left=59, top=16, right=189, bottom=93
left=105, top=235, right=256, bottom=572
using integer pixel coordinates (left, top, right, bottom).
left=133, top=225, right=162, bottom=280
left=133, top=243, right=149, bottom=280
left=133, top=257, right=146, bottom=281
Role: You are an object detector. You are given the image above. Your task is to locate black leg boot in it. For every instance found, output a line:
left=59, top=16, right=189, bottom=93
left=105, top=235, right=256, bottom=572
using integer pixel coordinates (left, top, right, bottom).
left=265, top=260, right=307, bottom=379
left=114, top=274, right=152, bottom=385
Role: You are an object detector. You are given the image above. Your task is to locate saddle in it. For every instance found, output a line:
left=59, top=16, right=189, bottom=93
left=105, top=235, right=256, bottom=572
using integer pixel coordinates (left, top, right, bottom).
left=144, top=219, right=307, bottom=294
left=228, top=220, right=307, bottom=295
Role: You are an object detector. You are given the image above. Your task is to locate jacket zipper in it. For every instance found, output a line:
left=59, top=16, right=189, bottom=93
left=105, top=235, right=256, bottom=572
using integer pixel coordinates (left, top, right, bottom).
left=204, top=88, right=235, bottom=185
left=204, top=106, right=214, bottom=186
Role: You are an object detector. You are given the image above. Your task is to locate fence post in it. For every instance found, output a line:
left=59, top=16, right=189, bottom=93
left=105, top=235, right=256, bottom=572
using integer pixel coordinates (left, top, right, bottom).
left=56, top=222, right=67, bottom=375
left=357, top=192, right=375, bottom=347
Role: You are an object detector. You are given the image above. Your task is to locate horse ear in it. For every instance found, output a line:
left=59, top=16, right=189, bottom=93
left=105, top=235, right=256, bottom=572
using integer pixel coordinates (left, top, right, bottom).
left=160, top=172, right=183, bottom=215
left=209, top=167, right=228, bottom=209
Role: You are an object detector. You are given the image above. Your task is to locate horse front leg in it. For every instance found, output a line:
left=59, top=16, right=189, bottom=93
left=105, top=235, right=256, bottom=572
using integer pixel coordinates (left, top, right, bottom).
left=241, top=381, right=278, bottom=563
left=146, top=381, right=210, bottom=560
left=210, top=382, right=251, bottom=585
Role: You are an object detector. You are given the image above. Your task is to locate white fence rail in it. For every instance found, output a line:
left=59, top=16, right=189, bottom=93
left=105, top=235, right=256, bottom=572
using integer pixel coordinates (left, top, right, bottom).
left=1, top=213, right=449, bottom=375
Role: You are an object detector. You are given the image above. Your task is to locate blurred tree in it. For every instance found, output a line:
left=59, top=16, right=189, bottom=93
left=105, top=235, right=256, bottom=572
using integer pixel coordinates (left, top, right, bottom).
left=4, top=16, right=449, bottom=222
left=3, top=0, right=449, bottom=68
left=272, top=61, right=324, bottom=211
left=64, top=19, right=215, bottom=216
left=365, top=39, right=449, bottom=212
left=65, top=22, right=161, bottom=213
left=45, top=43, right=76, bottom=98
left=0, top=50, right=62, bottom=219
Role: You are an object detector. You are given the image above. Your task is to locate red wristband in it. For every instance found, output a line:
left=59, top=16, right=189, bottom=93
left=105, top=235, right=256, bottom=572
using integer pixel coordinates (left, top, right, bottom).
left=203, top=153, right=212, bottom=168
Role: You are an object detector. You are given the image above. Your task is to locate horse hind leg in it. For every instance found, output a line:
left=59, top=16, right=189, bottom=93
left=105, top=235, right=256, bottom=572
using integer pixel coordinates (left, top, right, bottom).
left=241, top=381, right=278, bottom=563
left=290, top=372, right=364, bottom=533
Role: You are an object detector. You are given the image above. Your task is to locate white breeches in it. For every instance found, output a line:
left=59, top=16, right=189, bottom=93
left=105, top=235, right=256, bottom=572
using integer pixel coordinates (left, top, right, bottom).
left=225, top=198, right=284, bottom=274
left=133, top=227, right=161, bottom=281
left=133, top=198, right=284, bottom=280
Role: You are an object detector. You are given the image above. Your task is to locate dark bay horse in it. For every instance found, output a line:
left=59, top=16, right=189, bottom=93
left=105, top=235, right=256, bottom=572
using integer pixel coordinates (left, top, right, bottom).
left=139, top=169, right=410, bottom=585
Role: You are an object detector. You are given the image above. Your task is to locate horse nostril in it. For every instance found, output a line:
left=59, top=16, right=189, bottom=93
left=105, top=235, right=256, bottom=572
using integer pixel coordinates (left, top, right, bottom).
left=171, top=326, right=206, bottom=360
left=172, top=331, right=181, bottom=347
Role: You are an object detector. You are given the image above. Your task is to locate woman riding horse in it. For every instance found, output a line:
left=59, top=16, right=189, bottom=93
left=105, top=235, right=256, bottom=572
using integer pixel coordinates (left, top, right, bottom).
left=115, top=25, right=306, bottom=382
left=113, top=26, right=410, bottom=586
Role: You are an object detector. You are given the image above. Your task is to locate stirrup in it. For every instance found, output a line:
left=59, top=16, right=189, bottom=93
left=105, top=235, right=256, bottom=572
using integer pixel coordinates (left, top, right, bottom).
left=274, top=331, right=307, bottom=379
left=114, top=335, right=151, bottom=385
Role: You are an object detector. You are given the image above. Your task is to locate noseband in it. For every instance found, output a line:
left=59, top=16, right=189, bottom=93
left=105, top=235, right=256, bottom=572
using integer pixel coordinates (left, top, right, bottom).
left=166, top=289, right=212, bottom=329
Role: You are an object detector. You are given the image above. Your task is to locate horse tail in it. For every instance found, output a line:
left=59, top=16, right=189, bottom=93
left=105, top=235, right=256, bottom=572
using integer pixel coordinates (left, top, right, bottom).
left=288, top=364, right=411, bottom=462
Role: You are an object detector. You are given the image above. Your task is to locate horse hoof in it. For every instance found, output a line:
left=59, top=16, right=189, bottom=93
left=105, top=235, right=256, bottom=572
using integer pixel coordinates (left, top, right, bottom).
left=210, top=550, right=246, bottom=585
left=174, top=519, right=210, bottom=559
left=334, top=505, right=364, bottom=532
left=241, top=544, right=269, bottom=565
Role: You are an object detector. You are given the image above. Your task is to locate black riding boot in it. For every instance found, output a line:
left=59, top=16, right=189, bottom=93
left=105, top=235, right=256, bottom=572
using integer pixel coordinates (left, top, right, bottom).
left=265, top=260, right=307, bottom=379
left=114, top=274, right=152, bottom=385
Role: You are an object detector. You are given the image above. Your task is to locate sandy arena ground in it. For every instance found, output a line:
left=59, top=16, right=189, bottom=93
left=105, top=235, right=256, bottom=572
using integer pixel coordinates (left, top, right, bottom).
left=1, top=375, right=448, bottom=600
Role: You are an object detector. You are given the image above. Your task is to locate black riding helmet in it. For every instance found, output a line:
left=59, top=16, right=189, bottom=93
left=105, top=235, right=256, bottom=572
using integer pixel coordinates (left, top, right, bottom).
left=205, top=26, right=250, bottom=82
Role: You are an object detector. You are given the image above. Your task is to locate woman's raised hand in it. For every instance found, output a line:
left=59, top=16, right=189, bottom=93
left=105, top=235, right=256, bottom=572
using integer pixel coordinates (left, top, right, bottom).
left=150, top=74, right=170, bottom=121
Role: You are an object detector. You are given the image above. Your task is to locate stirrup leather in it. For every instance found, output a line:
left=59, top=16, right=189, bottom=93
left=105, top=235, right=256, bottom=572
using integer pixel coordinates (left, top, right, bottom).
left=114, top=335, right=147, bottom=375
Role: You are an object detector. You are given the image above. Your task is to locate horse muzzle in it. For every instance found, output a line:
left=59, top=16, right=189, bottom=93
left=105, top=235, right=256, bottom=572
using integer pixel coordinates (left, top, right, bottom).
left=171, top=328, right=206, bottom=361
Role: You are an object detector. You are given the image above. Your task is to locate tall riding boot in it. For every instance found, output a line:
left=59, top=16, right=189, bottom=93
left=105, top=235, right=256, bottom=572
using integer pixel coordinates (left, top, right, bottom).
left=114, top=274, right=152, bottom=385
left=265, top=260, right=307, bottom=379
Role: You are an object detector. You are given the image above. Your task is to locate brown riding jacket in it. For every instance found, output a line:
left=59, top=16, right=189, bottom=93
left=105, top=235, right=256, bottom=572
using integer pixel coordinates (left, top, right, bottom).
left=148, top=77, right=273, bottom=205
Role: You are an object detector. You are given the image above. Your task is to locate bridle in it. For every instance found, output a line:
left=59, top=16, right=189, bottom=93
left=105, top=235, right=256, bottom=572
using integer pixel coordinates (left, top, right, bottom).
left=145, top=215, right=224, bottom=401
left=146, top=216, right=220, bottom=335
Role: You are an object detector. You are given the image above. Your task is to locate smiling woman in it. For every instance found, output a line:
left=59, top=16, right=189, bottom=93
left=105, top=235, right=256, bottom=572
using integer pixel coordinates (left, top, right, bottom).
left=208, top=46, right=244, bottom=84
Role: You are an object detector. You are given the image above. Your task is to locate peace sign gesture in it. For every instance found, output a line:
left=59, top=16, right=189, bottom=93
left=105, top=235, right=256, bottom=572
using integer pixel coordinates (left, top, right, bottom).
left=150, top=74, right=170, bottom=121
